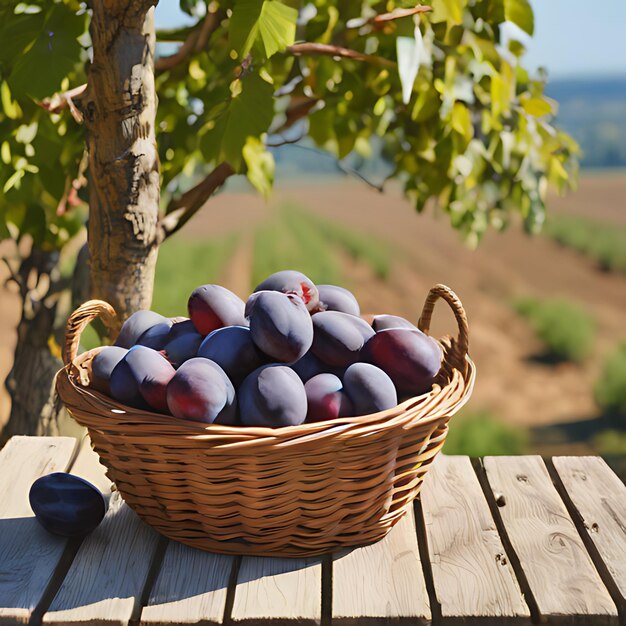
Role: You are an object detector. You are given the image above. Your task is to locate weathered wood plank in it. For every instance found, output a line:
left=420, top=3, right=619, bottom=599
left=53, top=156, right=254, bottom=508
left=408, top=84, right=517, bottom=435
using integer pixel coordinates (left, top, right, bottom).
left=0, top=436, right=78, bottom=626
left=552, top=457, right=626, bottom=604
left=420, top=454, right=530, bottom=623
left=332, top=506, right=430, bottom=625
left=140, top=542, right=233, bottom=626
left=483, top=455, right=618, bottom=625
left=43, top=440, right=161, bottom=626
left=231, top=555, right=322, bottom=625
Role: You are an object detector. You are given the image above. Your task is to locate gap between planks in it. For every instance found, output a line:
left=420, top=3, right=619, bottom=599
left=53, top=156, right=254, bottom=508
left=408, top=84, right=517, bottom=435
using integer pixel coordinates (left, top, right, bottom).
left=480, top=455, right=618, bottom=626
left=546, top=457, right=626, bottom=626
left=421, top=454, right=531, bottom=625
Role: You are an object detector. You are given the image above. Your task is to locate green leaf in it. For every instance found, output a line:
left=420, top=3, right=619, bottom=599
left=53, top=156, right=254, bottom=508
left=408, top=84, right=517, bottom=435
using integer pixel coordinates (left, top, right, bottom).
left=229, top=0, right=297, bottom=59
left=451, top=102, right=473, bottom=140
left=0, top=11, right=44, bottom=64
left=521, top=96, right=553, bottom=117
left=1, top=81, right=22, bottom=119
left=243, top=136, right=275, bottom=198
left=8, top=4, right=86, bottom=100
left=0, top=207, right=11, bottom=239
left=504, top=0, right=534, bottom=36
left=201, top=73, right=274, bottom=169
left=430, top=0, right=466, bottom=25
left=490, top=71, right=512, bottom=119
left=3, top=169, right=24, bottom=193
left=258, top=1, right=297, bottom=58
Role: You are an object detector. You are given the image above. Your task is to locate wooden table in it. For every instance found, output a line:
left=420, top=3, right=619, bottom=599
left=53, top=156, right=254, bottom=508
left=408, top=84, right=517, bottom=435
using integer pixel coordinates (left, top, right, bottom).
left=1, top=436, right=625, bottom=626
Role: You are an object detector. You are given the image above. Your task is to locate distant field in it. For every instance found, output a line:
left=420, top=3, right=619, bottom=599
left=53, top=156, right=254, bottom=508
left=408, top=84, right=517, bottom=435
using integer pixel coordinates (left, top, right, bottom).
left=0, top=172, right=625, bottom=459
left=183, top=171, right=626, bottom=457
left=546, top=214, right=626, bottom=273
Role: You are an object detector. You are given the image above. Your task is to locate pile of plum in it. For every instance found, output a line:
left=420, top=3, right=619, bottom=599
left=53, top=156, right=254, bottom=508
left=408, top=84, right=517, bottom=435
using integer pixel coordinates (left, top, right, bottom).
left=90, top=271, right=443, bottom=428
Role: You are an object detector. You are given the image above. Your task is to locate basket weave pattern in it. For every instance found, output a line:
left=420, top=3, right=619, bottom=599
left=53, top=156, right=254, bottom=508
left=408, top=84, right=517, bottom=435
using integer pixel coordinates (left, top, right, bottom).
left=56, top=284, right=475, bottom=557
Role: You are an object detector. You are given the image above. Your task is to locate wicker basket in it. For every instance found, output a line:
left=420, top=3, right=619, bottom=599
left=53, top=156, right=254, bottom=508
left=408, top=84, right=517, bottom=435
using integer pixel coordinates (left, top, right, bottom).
left=56, top=284, right=475, bottom=557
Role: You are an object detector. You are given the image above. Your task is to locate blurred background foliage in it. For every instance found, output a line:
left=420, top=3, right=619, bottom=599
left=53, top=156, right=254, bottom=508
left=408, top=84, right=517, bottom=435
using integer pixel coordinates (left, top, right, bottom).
left=5, top=0, right=625, bottom=468
left=0, top=0, right=578, bottom=259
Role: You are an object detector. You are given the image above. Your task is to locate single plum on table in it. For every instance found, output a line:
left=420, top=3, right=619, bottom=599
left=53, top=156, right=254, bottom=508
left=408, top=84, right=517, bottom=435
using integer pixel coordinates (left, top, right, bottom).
left=371, top=314, right=417, bottom=332
left=29, top=473, right=107, bottom=537
left=362, top=328, right=442, bottom=395
left=311, top=310, right=375, bottom=367
left=91, top=346, right=128, bottom=394
left=253, top=270, right=319, bottom=312
left=110, top=345, right=176, bottom=412
left=304, top=373, right=353, bottom=422
left=166, top=357, right=237, bottom=424
left=115, top=310, right=171, bottom=349
left=246, top=291, right=313, bottom=363
left=197, top=325, right=266, bottom=387
left=188, top=284, right=247, bottom=336
left=343, top=362, right=397, bottom=416
left=317, top=284, right=360, bottom=317
left=239, top=364, right=307, bottom=428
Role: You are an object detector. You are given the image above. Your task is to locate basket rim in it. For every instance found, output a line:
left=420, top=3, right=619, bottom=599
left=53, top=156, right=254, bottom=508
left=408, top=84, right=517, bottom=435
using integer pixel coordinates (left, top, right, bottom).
left=57, top=344, right=475, bottom=447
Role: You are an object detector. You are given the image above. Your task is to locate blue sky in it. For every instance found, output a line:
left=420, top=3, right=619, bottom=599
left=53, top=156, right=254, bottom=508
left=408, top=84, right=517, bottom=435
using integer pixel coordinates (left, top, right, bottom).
left=155, top=0, right=626, bottom=80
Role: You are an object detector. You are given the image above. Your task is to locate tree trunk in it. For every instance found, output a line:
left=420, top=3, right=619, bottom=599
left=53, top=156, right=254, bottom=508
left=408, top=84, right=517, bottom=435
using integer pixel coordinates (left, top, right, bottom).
left=2, top=2, right=160, bottom=441
left=1, top=249, right=66, bottom=442
left=83, top=2, right=160, bottom=332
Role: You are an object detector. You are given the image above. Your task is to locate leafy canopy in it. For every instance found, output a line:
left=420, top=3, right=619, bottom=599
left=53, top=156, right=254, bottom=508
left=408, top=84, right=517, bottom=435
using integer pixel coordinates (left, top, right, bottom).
left=0, top=0, right=578, bottom=254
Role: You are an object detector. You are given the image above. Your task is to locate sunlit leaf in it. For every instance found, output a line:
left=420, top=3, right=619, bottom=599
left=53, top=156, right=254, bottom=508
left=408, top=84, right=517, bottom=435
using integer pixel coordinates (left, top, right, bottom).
left=396, top=22, right=428, bottom=106
left=201, top=73, right=274, bottom=169
left=243, top=136, right=275, bottom=198
left=229, top=0, right=297, bottom=59
left=451, top=102, right=473, bottom=141
left=504, top=0, right=534, bottom=36
left=521, top=96, right=553, bottom=117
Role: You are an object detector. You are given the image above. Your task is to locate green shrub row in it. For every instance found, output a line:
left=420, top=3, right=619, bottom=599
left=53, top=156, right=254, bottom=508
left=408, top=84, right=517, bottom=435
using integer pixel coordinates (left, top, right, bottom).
left=285, top=205, right=392, bottom=280
left=152, top=233, right=238, bottom=317
left=443, top=412, right=528, bottom=456
left=546, top=215, right=626, bottom=273
left=514, top=296, right=595, bottom=363
left=595, top=342, right=626, bottom=424
left=251, top=209, right=342, bottom=290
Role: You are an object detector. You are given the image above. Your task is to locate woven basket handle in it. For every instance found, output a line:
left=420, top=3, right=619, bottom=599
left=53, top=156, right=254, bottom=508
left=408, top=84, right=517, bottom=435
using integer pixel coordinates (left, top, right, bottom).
left=418, top=284, right=469, bottom=360
left=63, top=300, right=117, bottom=366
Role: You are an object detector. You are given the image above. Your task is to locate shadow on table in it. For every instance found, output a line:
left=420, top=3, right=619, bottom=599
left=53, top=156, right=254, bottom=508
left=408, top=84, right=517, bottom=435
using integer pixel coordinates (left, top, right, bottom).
left=0, top=506, right=324, bottom=614
left=0, top=516, right=69, bottom=615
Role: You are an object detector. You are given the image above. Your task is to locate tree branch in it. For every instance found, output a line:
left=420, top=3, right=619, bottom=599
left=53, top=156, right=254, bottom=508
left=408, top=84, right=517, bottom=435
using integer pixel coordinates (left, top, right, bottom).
left=154, top=9, right=223, bottom=72
left=40, top=10, right=223, bottom=116
left=40, top=84, right=87, bottom=116
left=271, top=143, right=385, bottom=192
left=346, top=5, right=432, bottom=29
left=267, top=132, right=306, bottom=148
left=2, top=257, right=23, bottom=292
left=286, top=42, right=396, bottom=67
left=158, top=162, right=235, bottom=241
left=272, top=97, right=320, bottom=135
left=373, top=5, right=432, bottom=25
